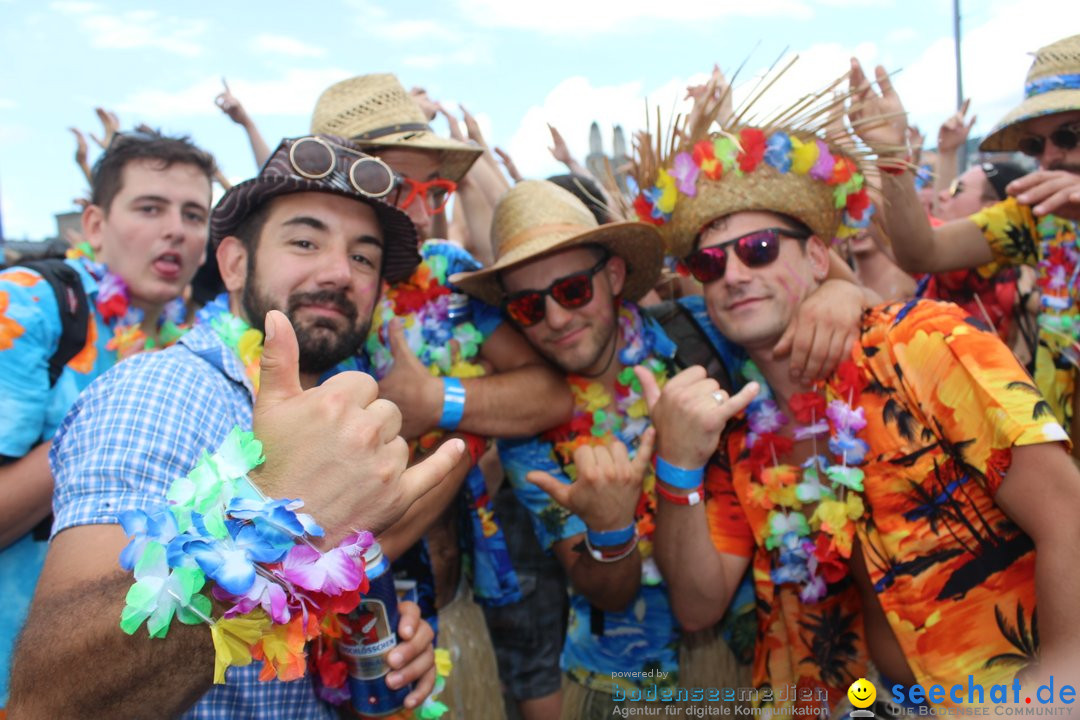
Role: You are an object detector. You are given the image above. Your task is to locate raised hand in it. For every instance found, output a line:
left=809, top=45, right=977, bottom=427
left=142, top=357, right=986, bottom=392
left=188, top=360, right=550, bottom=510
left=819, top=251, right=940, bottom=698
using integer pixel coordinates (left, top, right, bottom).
left=69, top=127, right=92, bottom=184
left=848, top=59, right=907, bottom=153
left=636, top=365, right=758, bottom=470
left=409, top=87, right=439, bottom=123
left=527, top=429, right=655, bottom=532
left=494, top=147, right=523, bottom=183
left=89, top=107, right=120, bottom=150
left=214, top=78, right=251, bottom=126
left=251, top=311, right=463, bottom=543
left=375, top=319, right=442, bottom=440
left=547, top=123, right=573, bottom=165
left=437, top=104, right=466, bottom=142
left=459, top=104, right=488, bottom=149
left=937, top=99, right=976, bottom=154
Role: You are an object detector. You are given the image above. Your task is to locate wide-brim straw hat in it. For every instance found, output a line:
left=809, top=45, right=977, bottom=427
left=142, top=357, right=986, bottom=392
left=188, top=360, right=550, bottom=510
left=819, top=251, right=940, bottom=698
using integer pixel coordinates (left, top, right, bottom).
left=311, top=73, right=482, bottom=184
left=450, top=180, right=665, bottom=307
left=980, top=34, right=1080, bottom=152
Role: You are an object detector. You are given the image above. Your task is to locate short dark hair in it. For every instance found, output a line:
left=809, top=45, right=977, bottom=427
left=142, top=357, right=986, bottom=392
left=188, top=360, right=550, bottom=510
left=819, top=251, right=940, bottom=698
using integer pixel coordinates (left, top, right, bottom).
left=90, top=130, right=216, bottom=213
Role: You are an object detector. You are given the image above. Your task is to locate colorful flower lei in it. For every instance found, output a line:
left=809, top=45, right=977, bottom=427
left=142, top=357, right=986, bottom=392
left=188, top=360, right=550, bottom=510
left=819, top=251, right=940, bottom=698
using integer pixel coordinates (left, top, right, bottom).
left=197, top=294, right=264, bottom=392
left=631, top=129, right=871, bottom=243
left=1033, top=217, right=1080, bottom=368
left=542, top=302, right=675, bottom=573
left=67, top=242, right=187, bottom=358
left=118, top=427, right=374, bottom=686
left=741, top=358, right=869, bottom=603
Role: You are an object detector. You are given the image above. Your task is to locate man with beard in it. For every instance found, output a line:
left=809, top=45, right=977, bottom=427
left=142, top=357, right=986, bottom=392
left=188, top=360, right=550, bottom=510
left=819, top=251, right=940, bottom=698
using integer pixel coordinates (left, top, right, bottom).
left=8, top=136, right=462, bottom=717
left=860, top=35, right=1080, bottom=454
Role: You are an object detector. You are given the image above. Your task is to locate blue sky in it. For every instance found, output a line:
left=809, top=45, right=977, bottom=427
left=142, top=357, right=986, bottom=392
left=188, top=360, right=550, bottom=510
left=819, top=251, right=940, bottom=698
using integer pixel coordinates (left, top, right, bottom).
left=1, top=0, right=1076, bottom=240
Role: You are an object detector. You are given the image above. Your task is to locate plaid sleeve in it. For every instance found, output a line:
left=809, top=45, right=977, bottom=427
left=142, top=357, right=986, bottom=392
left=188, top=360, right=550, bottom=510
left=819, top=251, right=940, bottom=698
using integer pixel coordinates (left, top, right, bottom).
left=497, top=436, right=587, bottom=551
left=969, top=197, right=1039, bottom=269
left=50, top=347, right=251, bottom=535
left=0, top=267, right=63, bottom=457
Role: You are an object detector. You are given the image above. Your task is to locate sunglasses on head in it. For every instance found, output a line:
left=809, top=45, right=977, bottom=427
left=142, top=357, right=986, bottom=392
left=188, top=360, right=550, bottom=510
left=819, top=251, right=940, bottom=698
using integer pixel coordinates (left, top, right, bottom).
left=502, top=252, right=610, bottom=327
left=1017, top=121, right=1080, bottom=158
left=284, top=135, right=400, bottom=198
left=684, top=227, right=810, bottom=283
left=393, top=176, right=458, bottom=215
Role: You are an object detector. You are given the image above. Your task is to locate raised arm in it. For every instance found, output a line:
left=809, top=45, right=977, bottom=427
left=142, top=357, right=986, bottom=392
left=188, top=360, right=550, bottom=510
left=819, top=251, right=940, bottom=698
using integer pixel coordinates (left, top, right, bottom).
left=848, top=59, right=993, bottom=273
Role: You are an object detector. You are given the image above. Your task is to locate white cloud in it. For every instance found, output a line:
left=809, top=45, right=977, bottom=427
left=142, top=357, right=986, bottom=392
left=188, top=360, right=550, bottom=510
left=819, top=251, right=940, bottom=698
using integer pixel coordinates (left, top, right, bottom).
left=249, top=33, right=326, bottom=58
left=118, top=68, right=354, bottom=118
left=0, top=98, right=16, bottom=110
left=892, top=0, right=1080, bottom=145
left=453, top=0, right=814, bottom=34
left=49, top=4, right=207, bottom=56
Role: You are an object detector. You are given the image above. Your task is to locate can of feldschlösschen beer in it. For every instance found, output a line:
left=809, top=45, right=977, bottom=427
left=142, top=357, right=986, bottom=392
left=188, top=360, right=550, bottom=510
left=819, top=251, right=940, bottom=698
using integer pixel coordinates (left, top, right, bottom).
left=340, top=542, right=413, bottom=716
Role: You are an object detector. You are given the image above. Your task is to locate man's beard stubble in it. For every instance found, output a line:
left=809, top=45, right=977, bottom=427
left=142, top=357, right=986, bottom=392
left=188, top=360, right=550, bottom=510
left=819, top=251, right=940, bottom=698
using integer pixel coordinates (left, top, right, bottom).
left=242, top=273, right=372, bottom=376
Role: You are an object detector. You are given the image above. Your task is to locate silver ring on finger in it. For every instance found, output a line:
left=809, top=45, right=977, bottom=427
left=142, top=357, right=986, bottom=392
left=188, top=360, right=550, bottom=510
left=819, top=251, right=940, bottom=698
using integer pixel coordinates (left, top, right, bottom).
left=711, top=390, right=727, bottom=405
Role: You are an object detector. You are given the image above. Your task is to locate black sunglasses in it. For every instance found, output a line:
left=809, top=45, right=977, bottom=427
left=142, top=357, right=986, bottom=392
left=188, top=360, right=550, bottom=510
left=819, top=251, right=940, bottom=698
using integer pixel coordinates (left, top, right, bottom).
left=684, top=227, right=809, bottom=283
left=502, top=253, right=610, bottom=327
left=1017, top=121, right=1080, bottom=158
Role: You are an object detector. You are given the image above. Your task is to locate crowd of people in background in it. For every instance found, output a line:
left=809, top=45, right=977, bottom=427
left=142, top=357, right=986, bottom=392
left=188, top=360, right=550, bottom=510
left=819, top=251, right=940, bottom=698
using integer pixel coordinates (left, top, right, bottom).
left=1, top=30, right=1080, bottom=720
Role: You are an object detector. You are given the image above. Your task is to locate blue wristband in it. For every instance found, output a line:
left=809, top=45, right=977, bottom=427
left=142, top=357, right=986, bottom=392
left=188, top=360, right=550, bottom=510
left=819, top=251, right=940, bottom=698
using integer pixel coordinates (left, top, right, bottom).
left=654, top=456, right=706, bottom=490
left=438, top=377, right=466, bottom=431
left=586, top=521, right=637, bottom=548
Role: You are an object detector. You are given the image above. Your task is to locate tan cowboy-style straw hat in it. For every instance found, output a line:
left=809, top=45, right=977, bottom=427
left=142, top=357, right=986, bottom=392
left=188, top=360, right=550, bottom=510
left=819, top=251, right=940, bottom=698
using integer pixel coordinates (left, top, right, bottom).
left=311, top=73, right=482, bottom=183
left=450, top=180, right=665, bottom=307
left=980, top=34, right=1080, bottom=152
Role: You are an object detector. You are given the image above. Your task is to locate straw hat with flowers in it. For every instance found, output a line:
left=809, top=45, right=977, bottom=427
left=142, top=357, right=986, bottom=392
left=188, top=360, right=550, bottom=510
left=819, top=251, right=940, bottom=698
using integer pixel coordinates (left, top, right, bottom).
left=627, top=59, right=894, bottom=258
left=980, top=34, right=1080, bottom=152
left=450, top=180, right=664, bottom=307
left=311, top=73, right=482, bottom=183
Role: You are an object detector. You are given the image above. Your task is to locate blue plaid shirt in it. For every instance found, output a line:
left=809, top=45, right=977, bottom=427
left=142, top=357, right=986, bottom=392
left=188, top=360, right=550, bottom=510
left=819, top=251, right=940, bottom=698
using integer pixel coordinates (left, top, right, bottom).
left=50, top=321, right=335, bottom=719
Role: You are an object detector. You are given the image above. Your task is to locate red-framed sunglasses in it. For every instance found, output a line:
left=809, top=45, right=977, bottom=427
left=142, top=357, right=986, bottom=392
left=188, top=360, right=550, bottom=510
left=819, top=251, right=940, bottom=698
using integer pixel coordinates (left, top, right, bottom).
left=502, top=253, right=610, bottom=327
left=394, top=177, right=458, bottom=215
left=684, top=227, right=809, bottom=283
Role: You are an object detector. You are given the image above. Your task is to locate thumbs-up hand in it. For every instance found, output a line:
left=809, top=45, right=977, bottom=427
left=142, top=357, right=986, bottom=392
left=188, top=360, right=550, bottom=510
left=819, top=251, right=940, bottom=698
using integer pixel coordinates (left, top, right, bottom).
left=251, top=311, right=465, bottom=544
left=527, top=429, right=655, bottom=533
left=375, top=319, right=444, bottom=440
left=635, top=365, right=758, bottom=471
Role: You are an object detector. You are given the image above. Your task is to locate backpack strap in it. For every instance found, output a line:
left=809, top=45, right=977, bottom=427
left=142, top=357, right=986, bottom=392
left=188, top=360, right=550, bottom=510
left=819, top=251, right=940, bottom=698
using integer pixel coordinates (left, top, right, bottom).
left=19, top=259, right=90, bottom=387
left=643, top=299, right=734, bottom=393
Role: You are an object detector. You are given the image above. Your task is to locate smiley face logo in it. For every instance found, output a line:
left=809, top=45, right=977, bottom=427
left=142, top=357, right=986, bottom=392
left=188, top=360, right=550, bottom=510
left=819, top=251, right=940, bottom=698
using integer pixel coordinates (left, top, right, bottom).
left=848, top=678, right=876, bottom=709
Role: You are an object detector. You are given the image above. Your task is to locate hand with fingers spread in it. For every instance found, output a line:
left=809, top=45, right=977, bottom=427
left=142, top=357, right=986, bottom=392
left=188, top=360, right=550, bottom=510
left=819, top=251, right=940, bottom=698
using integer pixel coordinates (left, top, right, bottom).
left=437, top=104, right=466, bottom=142
left=70, top=127, right=92, bottom=184
left=937, top=99, right=976, bottom=155
left=250, top=311, right=464, bottom=544
left=1009, top=170, right=1080, bottom=220
left=90, top=107, right=120, bottom=150
left=375, top=319, right=443, bottom=440
left=773, top=278, right=863, bottom=382
left=635, top=365, right=759, bottom=471
left=848, top=58, right=908, bottom=154
left=527, top=429, right=655, bottom=533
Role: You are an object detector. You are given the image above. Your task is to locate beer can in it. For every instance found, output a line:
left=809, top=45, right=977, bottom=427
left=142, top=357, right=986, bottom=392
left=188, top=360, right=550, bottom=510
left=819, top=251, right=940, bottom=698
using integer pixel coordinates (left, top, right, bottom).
left=340, top=542, right=413, bottom=717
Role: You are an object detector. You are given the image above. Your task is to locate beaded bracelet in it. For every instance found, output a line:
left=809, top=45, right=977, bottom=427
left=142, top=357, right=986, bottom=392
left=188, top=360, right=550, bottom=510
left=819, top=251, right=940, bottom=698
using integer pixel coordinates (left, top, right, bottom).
left=438, top=377, right=466, bottom=430
left=654, top=456, right=705, bottom=490
left=118, top=426, right=372, bottom=689
left=655, top=480, right=704, bottom=506
left=584, top=532, right=639, bottom=563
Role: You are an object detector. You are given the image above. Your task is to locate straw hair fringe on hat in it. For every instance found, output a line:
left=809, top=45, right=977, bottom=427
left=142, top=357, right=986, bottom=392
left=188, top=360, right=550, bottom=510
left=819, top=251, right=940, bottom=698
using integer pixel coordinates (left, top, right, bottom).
left=980, top=34, right=1080, bottom=152
left=311, top=73, right=482, bottom=184
left=450, top=180, right=665, bottom=307
left=626, top=57, right=897, bottom=259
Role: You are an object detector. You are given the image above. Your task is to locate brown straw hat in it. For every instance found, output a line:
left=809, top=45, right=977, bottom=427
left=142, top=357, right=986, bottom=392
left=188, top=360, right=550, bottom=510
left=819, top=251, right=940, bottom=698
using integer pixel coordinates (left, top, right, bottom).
left=311, top=73, right=482, bottom=183
left=628, top=62, right=879, bottom=259
left=450, top=180, right=665, bottom=307
left=980, top=34, right=1080, bottom=152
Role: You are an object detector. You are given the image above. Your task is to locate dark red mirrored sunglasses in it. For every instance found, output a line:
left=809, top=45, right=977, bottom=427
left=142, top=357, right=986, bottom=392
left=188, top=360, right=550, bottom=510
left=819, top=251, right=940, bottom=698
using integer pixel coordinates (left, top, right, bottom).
left=684, top=227, right=809, bottom=283
left=1017, top=121, right=1080, bottom=158
left=503, top=253, right=609, bottom=327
